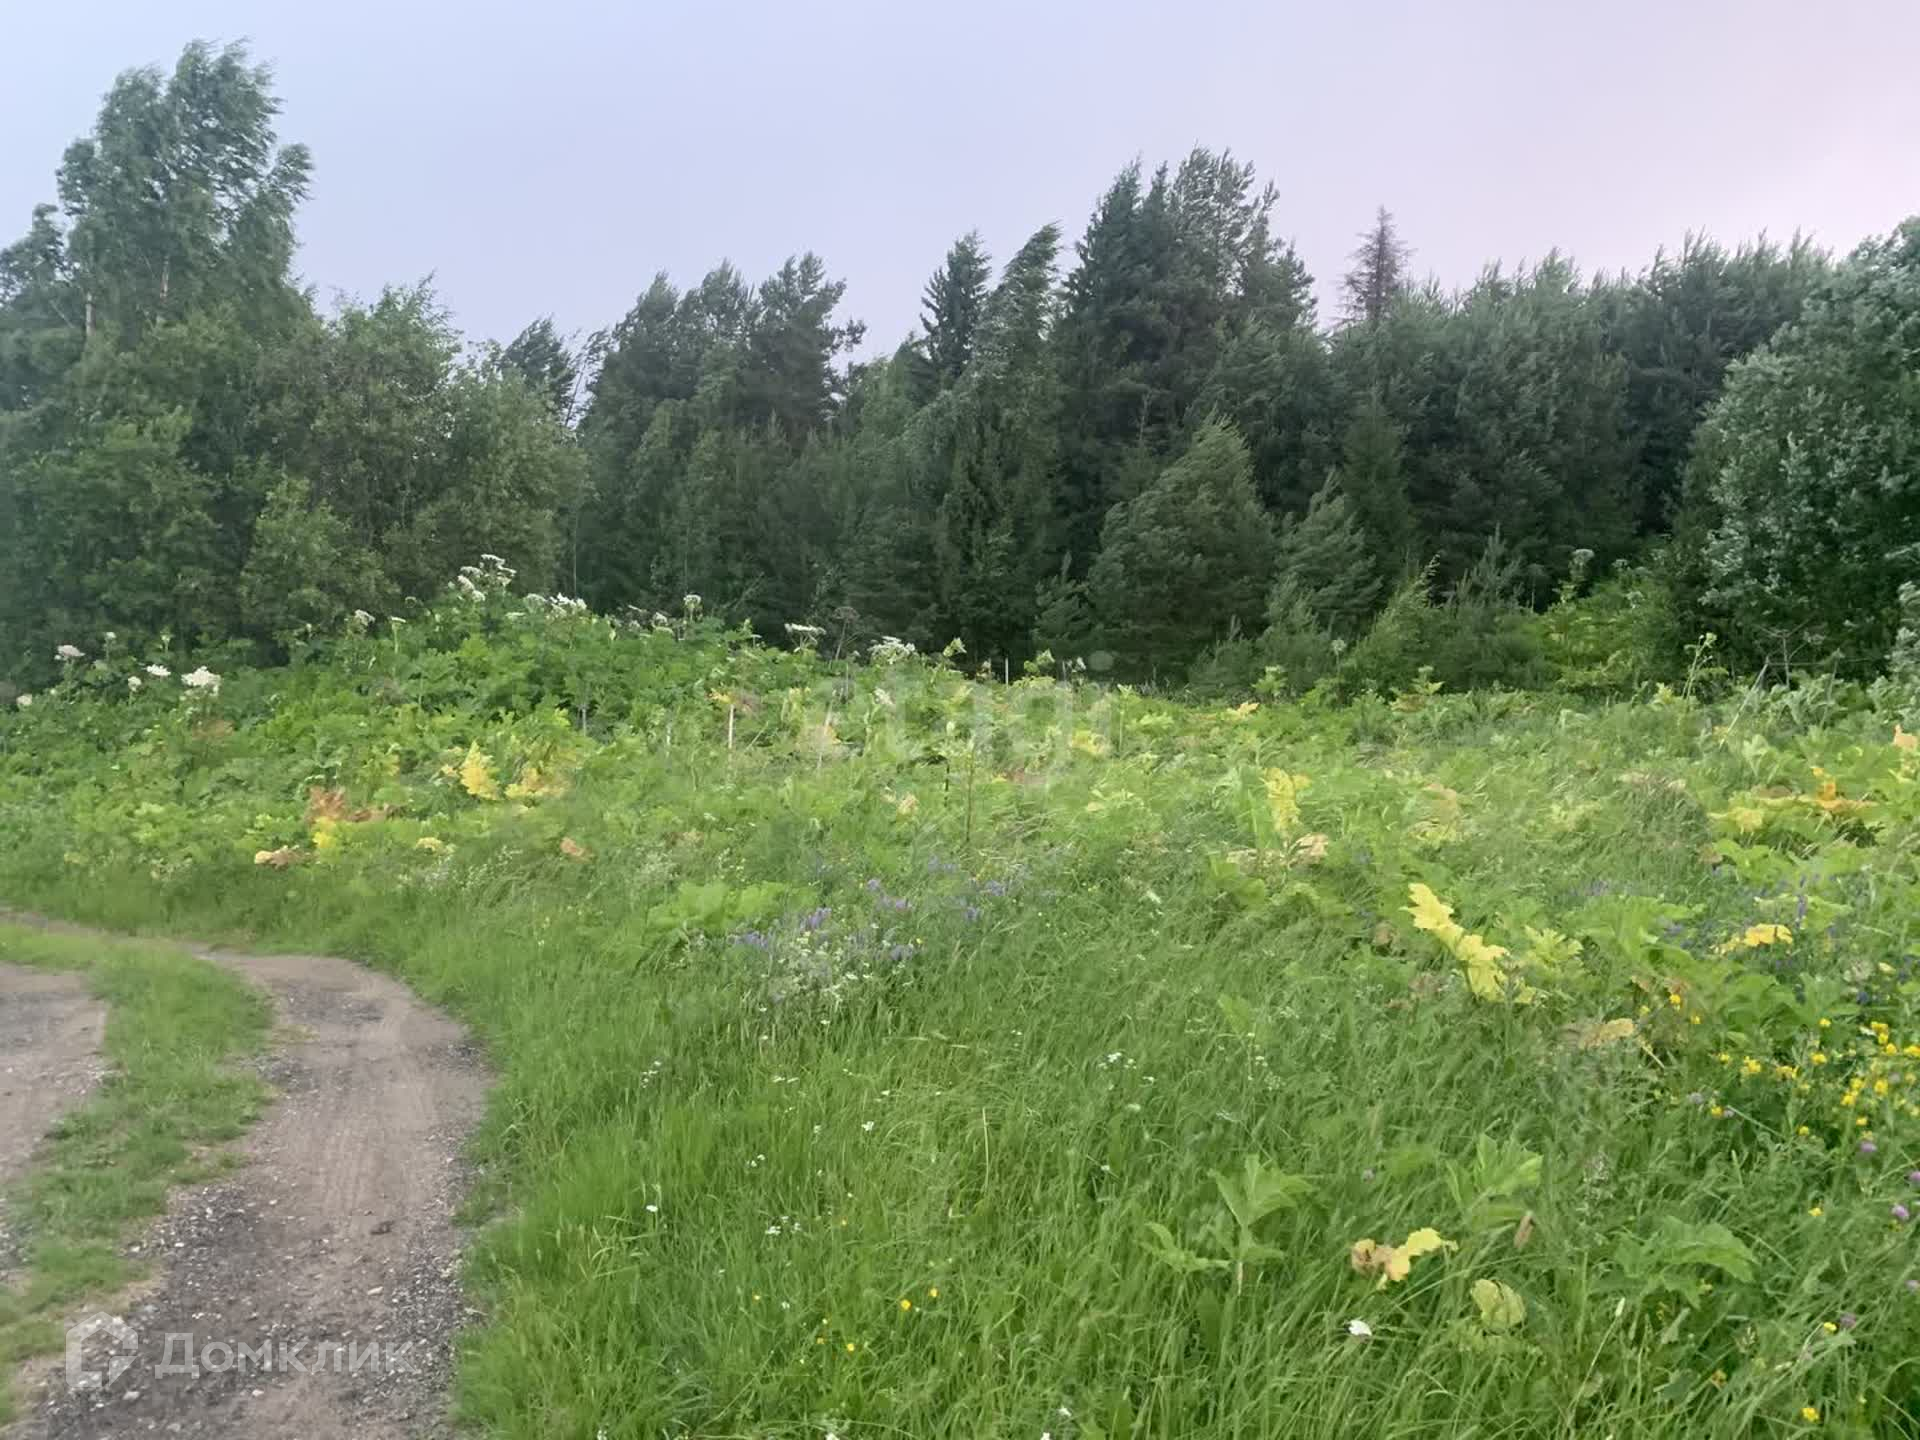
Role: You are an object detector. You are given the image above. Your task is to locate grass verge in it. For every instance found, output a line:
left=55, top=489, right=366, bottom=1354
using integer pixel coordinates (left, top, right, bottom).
left=0, top=926, right=269, bottom=1423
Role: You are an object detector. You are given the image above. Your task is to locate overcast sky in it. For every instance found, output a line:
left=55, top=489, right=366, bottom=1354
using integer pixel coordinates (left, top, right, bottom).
left=6, top=0, right=1919, bottom=356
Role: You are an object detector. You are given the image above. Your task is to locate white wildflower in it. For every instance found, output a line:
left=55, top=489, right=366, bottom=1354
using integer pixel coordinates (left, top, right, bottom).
left=182, top=666, right=221, bottom=694
left=55, top=644, right=84, bottom=661
left=861, top=1121, right=876, bottom=1133
left=1347, top=1318, right=1373, bottom=1340
left=145, top=663, right=171, bottom=678
left=14, top=694, right=31, bottom=709
left=869, top=635, right=917, bottom=665
left=103, top=631, right=117, bottom=643
left=127, top=675, right=142, bottom=692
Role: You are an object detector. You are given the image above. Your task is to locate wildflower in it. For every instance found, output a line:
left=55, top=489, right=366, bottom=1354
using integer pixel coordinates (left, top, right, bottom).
left=1709, top=1369, right=1727, bottom=1387
left=1861, top=1139, right=1878, bottom=1155
left=1908, top=1171, right=1920, bottom=1187
left=1709, top=1104, right=1726, bottom=1117
left=844, top=1341, right=856, bottom=1353
left=1802, top=1405, right=1820, bottom=1423
left=1741, top=1057, right=1763, bottom=1076
left=1894, top=1204, right=1911, bottom=1223
left=1908, top=1279, right=1920, bottom=1294
left=862, top=1121, right=876, bottom=1133
left=898, top=1299, right=912, bottom=1311
left=644, top=1202, right=658, bottom=1213
left=927, top=1287, right=939, bottom=1299
left=1839, top=1313, right=1858, bottom=1330
left=1690, top=1013, right=1703, bottom=1025
left=1822, top=1321, right=1838, bottom=1334
left=126, top=675, right=141, bottom=692
left=1346, top=1318, right=1374, bottom=1339
left=1810, top=1206, right=1824, bottom=1218
left=1812, top=1052, right=1829, bottom=1065
left=1820, top=1018, right=1833, bottom=1030
left=55, top=644, right=84, bottom=661
left=1798, top=1126, right=1811, bottom=1137
left=145, top=663, right=170, bottom=677
left=14, top=694, right=30, bottom=709
left=182, top=666, right=221, bottom=694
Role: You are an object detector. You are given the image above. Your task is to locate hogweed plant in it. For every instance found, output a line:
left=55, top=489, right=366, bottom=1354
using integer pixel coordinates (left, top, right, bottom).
left=4, top=558, right=1920, bottom=1434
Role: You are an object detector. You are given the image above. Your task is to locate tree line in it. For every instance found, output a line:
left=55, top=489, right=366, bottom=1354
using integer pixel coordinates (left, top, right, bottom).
left=3, top=42, right=1915, bottom=692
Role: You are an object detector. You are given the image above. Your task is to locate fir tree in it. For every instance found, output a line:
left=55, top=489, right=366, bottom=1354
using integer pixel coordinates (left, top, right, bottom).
left=1086, top=419, right=1272, bottom=678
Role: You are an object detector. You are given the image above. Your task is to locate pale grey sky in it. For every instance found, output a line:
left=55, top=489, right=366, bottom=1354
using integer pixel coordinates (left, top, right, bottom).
left=6, top=0, right=1919, bottom=354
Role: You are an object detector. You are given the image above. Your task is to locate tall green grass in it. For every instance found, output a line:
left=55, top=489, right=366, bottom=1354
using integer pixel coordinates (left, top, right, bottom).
left=3, top=599, right=1918, bottom=1435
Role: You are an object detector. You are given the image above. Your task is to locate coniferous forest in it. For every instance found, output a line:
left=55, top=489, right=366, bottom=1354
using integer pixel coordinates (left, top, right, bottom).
left=3, top=42, right=1917, bottom=696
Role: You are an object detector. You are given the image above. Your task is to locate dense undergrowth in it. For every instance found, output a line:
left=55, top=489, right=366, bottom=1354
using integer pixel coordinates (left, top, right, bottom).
left=4, top=566, right=1920, bottom=1437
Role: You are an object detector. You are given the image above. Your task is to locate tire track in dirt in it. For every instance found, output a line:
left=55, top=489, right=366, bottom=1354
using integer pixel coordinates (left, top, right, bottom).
left=4, top=928, right=491, bottom=1440
left=0, top=967, right=107, bottom=1272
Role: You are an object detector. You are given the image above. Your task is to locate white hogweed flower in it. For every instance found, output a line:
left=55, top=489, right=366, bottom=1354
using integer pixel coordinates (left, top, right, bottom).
left=145, top=663, right=171, bottom=678
left=55, top=644, right=84, bottom=661
left=14, top=694, right=31, bottom=709
left=182, top=666, right=222, bottom=694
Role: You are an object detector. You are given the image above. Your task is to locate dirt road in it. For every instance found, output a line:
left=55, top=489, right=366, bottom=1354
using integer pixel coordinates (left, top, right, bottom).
left=0, top=968, right=107, bottom=1270
left=4, top=931, right=490, bottom=1439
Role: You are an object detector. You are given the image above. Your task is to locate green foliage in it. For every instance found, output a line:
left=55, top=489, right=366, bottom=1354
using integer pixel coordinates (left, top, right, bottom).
left=1087, top=419, right=1273, bottom=679
left=1539, top=557, right=1688, bottom=696
left=1268, top=474, right=1380, bottom=636
left=1689, top=221, right=1920, bottom=675
left=6, top=569, right=1920, bottom=1434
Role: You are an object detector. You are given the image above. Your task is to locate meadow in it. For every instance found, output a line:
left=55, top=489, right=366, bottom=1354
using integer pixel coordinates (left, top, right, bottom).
left=3, top=567, right=1920, bottom=1437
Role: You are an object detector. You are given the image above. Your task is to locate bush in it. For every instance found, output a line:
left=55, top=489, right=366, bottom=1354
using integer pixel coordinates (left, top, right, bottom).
left=1539, top=557, right=1687, bottom=696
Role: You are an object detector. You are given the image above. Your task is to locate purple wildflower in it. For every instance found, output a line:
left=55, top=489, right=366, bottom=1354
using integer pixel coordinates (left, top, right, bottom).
left=1687, top=1091, right=1706, bottom=1107
left=1839, top=1312, right=1858, bottom=1330
left=982, top=880, right=1008, bottom=898
left=962, top=905, right=982, bottom=923
left=1861, top=1139, right=1879, bottom=1155
left=1908, top=1170, right=1920, bottom=1188
left=802, top=906, right=831, bottom=932
left=865, top=877, right=883, bottom=893
left=1894, top=1203, right=1911, bottom=1223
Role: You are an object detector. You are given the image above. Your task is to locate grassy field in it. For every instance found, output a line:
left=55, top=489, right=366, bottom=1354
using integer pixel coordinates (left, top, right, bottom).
left=3, top=584, right=1919, bottom=1436
left=0, top=928, right=269, bottom=1423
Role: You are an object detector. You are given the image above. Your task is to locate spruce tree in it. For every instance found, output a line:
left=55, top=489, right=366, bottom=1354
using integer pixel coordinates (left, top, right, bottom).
left=916, top=231, right=991, bottom=392
left=1333, top=390, right=1414, bottom=575
left=1268, top=475, right=1380, bottom=635
left=1342, top=207, right=1410, bottom=327
left=1086, top=419, right=1272, bottom=678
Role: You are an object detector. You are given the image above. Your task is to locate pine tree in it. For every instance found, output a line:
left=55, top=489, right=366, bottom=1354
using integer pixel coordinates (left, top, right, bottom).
left=1342, top=207, right=1410, bottom=327
left=1086, top=419, right=1273, bottom=678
